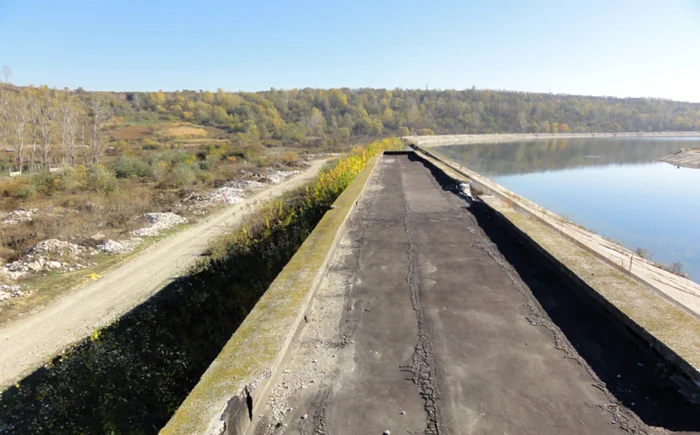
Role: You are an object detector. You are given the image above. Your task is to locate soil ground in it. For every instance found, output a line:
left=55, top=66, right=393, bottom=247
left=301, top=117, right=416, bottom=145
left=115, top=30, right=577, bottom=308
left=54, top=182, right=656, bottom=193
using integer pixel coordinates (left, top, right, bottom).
left=253, top=154, right=700, bottom=435
left=661, top=148, right=700, bottom=169
left=0, top=159, right=328, bottom=391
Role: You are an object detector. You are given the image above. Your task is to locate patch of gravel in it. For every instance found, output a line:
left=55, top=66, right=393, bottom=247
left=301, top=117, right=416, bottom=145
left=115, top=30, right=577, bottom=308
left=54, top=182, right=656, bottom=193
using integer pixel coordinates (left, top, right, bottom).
left=0, top=284, right=32, bottom=302
left=1, top=208, right=38, bottom=225
left=132, top=213, right=187, bottom=237
left=207, top=179, right=265, bottom=205
left=96, top=238, right=143, bottom=255
left=184, top=168, right=301, bottom=211
left=1, top=239, right=100, bottom=280
left=27, top=239, right=96, bottom=257
left=265, top=170, right=300, bottom=184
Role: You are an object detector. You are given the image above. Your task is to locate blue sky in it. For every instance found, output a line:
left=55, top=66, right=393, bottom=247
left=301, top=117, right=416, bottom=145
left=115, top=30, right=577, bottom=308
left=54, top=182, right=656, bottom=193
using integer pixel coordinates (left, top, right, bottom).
left=1, top=0, right=699, bottom=101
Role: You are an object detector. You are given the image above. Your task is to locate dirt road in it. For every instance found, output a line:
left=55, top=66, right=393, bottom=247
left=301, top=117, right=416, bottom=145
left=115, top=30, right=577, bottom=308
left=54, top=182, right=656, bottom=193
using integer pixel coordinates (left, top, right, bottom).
left=253, top=154, right=700, bottom=435
left=0, top=160, right=328, bottom=391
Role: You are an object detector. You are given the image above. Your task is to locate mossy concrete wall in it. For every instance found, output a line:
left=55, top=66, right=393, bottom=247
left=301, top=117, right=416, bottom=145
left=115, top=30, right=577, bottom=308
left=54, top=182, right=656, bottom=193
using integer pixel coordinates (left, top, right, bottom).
left=161, top=156, right=380, bottom=435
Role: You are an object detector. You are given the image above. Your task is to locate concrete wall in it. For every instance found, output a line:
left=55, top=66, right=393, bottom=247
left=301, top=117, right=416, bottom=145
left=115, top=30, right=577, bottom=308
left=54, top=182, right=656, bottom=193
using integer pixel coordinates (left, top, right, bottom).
left=161, top=156, right=381, bottom=435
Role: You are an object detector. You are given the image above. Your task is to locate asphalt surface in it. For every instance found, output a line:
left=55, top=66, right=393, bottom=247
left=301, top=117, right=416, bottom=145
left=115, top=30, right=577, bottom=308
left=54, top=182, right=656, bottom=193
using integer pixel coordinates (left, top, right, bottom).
left=254, top=154, right=700, bottom=435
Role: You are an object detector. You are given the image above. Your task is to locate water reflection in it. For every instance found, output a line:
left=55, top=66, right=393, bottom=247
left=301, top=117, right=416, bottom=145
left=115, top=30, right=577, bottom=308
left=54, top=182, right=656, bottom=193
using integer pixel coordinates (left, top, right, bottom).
left=439, top=138, right=695, bottom=177
left=436, top=138, right=700, bottom=281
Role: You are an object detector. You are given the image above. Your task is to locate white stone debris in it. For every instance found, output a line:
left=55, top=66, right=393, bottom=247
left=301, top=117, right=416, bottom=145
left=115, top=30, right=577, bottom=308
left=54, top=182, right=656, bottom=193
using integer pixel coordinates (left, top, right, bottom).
left=1, top=208, right=38, bottom=225
left=0, top=284, right=31, bottom=302
left=186, top=168, right=299, bottom=210
left=132, top=213, right=187, bottom=237
left=265, top=170, right=300, bottom=185
left=1, top=239, right=100, bottom=280
left=27, top=239, right=95, bottom=257
left=97, top=238, right=143, bottom=255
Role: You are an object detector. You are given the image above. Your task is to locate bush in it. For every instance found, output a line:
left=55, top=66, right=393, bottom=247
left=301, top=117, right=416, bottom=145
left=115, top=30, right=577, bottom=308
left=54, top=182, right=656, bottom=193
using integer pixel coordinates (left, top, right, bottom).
left=113, top=155, right=151, bottom=178
left=86, top=165, right=117, bottom=194
left=281, top=152, right=300, bottom=166
left=1, top=178, right=37, bottom=200
left=142, top=138, right=161, bottom=150
left=31, top=172, right=62, bottom=196
left=168, top=163, right=196, bottom=188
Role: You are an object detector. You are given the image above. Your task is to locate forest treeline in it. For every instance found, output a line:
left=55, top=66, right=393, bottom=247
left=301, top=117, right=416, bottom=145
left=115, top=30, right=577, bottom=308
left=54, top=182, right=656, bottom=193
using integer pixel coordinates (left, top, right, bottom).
left=1, top=84, right=700, bottom=170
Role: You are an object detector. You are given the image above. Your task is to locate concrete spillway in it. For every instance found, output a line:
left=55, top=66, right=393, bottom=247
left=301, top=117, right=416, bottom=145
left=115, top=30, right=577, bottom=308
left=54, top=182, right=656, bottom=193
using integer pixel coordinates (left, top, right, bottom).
left=165, top=152, right=700, bottom=435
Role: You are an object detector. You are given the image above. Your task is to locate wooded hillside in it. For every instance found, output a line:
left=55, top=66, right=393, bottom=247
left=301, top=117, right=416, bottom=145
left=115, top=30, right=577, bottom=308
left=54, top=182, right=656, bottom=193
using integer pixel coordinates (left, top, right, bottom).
left=1, top=85, right=699, bottom=171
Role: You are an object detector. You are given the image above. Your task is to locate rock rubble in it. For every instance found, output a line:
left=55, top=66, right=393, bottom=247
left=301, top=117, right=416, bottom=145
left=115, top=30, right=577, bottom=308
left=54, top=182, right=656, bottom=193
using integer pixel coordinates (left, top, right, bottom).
left=132, top=213, right=187, bottom=237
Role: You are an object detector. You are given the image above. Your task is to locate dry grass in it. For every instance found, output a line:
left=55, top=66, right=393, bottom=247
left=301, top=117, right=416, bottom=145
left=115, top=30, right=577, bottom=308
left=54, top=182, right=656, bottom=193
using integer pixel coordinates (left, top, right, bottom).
left=110, top=125, right=152, bottom=141
left=156, top=124, right=208, bottom=140
left=0, top=183, right=168, bottom=262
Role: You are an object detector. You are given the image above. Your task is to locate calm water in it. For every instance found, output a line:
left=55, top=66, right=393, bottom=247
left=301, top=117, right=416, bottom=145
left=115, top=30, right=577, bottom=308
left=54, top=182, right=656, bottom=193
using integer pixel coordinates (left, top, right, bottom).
left=438, top=138, right=700, bottom=281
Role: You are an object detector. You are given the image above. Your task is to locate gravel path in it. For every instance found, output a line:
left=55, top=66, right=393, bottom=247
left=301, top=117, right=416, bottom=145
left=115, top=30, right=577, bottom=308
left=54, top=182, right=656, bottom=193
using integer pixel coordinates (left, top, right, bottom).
left=0, top=160, right=328, bottom=391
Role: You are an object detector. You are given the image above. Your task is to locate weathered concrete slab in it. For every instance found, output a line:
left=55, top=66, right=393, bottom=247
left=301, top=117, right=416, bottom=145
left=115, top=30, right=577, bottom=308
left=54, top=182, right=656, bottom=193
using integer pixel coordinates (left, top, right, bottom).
left=251, top=154, right=700, bottom=434
left=411, top=143, right=700, bottom=388
left=161, top=157, right=380, bottom=435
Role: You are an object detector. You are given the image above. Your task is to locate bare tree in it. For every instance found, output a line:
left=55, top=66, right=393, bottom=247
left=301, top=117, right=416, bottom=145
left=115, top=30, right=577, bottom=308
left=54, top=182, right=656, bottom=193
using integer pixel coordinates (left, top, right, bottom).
left=2, top=66, right=10, bottom=84
left=37, top=92, right=58, bottom=169
left=85, top=96, right=111, bottom=165
left=28, top=96, right=41, bottom=170
left=59, top=100, right=80, bottom=167
left=0, top=87, right=8, bottom=146
left=8, top=95, right=32, bottom=172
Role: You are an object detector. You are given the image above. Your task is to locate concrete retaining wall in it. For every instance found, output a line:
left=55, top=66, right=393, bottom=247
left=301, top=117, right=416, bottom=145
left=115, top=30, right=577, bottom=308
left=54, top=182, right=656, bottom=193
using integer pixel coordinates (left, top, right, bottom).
left=161, top=156, right=380, bottom=435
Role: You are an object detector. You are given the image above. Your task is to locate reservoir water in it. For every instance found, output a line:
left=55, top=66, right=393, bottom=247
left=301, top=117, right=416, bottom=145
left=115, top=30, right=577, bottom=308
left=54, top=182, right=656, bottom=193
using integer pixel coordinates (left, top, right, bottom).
left=436, top=137, right=700, bottom=282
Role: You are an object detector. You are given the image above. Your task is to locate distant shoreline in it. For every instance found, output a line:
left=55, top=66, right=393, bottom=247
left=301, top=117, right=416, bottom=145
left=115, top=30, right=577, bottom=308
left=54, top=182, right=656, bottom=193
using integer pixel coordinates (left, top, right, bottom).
left=405, top=131, right=700, bottom=147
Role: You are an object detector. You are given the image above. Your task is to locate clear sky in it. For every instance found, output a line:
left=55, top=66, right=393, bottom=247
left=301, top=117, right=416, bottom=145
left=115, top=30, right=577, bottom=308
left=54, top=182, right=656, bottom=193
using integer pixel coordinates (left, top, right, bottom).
left=2, top=0, right=699, bottom=101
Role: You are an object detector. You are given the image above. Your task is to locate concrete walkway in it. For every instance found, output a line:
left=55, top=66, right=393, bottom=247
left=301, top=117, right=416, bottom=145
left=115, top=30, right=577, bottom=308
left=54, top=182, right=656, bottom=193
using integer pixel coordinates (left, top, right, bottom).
left=253, top=154, right=700, bottom=435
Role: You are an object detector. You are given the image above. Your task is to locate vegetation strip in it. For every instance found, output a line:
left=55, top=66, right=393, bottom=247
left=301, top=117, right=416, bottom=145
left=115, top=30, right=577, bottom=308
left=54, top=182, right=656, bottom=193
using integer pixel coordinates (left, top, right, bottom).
left=0, top=139, right=400, bottom=434
left=162, top=139, right=400, bottom=434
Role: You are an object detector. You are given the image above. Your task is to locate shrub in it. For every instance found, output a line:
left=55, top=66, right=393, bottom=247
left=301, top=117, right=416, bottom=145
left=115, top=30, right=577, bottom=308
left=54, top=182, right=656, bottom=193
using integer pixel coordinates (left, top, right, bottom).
left=86, top=165, right=117, bottom=194
left=31, top=171, right=62, bottom=195
left=1, top=178, right=37, bottom=200
left=113, top=155, right=151, bottom=178
left=281, top=152, right=300, bottom=166
left=142, top=138, right=161, bottom=150
left=168, top=163, right=196, bottom=188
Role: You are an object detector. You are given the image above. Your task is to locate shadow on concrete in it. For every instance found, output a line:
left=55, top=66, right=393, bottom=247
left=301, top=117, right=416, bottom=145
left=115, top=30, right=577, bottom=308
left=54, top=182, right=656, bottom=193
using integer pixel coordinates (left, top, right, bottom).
left=411, top=152, right=700, bottom=432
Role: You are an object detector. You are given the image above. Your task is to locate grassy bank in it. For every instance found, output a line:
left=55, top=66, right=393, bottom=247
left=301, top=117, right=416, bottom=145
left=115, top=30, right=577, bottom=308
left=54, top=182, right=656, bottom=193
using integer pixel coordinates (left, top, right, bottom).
left=0, top=138, right=401, bottom=434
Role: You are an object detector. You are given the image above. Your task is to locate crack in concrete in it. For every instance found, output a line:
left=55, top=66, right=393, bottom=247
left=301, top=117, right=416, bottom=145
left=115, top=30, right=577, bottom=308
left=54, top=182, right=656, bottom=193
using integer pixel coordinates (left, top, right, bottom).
left=398, top=159, right=444, bottom=435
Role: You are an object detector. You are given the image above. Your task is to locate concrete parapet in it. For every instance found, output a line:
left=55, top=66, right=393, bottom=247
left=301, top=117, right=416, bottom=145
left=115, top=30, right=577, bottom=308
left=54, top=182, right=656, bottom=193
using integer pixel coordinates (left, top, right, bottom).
left=161, top=157, right=380, bottom=435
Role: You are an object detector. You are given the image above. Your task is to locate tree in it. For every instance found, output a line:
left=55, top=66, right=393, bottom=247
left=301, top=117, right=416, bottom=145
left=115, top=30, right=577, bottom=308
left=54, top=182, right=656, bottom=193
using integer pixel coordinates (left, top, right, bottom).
left=28, top=93, right=41, bottom=170
left=58, top=101, right=80, bottom=167
left=37, top=91, right=58, bottom=169
left=2, top=65, right=10, bottom=83
left=0, top=87, right=8, bottom=146
left=8, top=94, right=32, bottom=172
left=85, top=97, right=111, bottom=165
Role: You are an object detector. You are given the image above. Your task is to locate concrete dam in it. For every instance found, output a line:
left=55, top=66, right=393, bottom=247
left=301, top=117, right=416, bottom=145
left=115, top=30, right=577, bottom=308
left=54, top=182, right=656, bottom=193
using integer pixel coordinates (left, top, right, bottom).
left=164, top=146, right=700, bottom=435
